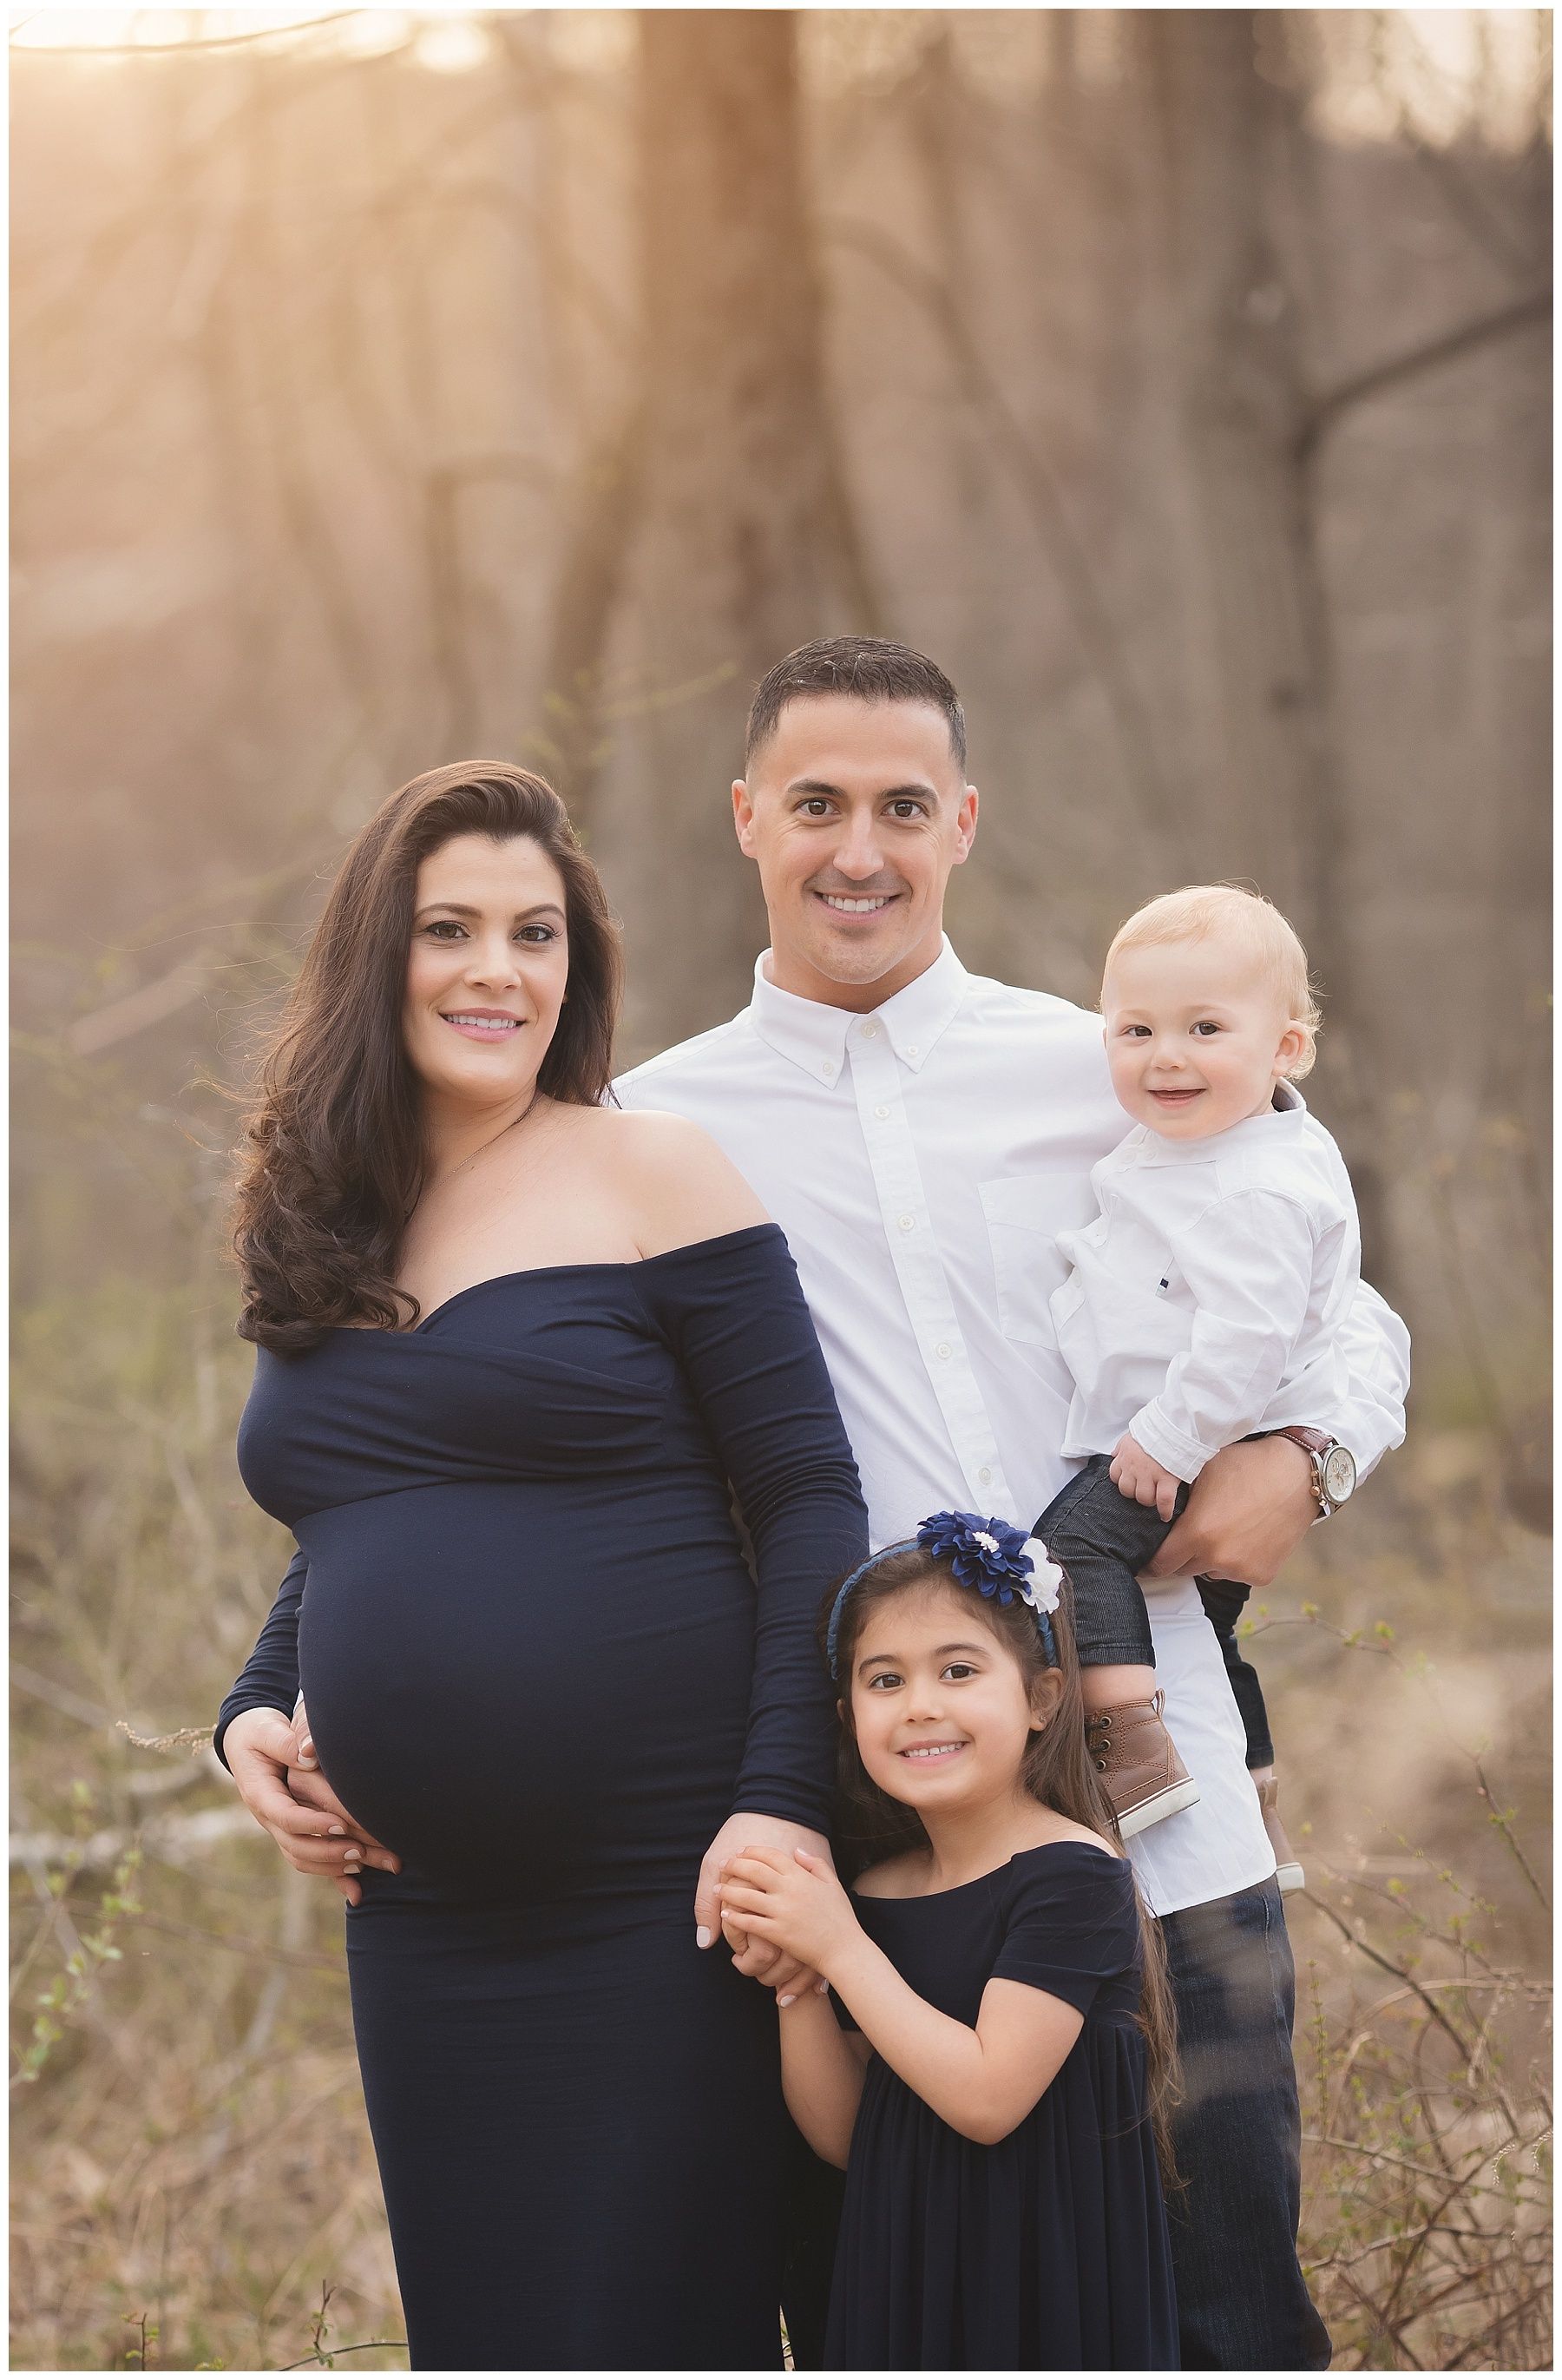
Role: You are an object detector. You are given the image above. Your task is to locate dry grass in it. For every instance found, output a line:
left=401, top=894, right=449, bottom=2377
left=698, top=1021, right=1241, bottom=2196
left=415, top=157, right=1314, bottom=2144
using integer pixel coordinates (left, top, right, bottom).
left=10, top=1285, right=1552, bottom=2370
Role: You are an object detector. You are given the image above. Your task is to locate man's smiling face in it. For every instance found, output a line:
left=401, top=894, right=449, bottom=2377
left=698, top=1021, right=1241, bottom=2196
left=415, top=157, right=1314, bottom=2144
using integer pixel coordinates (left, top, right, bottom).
left=732, top=694, right=977, bottom=1011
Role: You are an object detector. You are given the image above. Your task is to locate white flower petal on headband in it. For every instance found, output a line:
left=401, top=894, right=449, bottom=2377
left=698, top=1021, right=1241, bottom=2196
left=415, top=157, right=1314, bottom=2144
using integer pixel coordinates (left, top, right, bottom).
left=1018, top=1537, right=1064, bottom=1614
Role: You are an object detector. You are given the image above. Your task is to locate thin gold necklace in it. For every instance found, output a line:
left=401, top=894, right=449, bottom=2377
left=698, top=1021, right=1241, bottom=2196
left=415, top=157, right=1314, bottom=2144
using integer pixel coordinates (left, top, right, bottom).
left=426, top=1088, right=543, bottom=1194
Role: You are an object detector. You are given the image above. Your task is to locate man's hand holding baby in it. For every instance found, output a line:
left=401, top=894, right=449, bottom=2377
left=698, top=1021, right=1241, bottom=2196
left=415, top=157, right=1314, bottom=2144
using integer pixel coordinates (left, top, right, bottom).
left=1108, top=1430, right=1184, bottom=1522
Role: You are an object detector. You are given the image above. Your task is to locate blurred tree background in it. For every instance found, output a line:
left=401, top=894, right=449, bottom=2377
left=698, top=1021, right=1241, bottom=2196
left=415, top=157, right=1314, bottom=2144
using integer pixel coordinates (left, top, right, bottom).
left=10, top=9, right=1552, bottom=2370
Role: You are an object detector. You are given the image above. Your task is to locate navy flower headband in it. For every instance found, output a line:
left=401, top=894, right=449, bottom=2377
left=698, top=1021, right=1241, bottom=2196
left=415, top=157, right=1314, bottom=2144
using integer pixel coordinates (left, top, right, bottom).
left=826, top=1510, right=1066, bottom=1681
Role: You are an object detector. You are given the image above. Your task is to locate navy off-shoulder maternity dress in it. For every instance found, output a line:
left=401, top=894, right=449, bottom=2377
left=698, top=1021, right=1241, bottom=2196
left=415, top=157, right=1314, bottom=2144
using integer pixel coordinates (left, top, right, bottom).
left=828, top=1844, right=1178, bottom=2370
left=217, top=1224, right=867, bottom=2371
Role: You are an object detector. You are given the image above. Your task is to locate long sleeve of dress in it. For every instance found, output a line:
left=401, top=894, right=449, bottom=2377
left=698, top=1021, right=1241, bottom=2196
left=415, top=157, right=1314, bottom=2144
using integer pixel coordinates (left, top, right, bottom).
left=214, top=1547, right=305, bottom=1769
left=639, top=1226, right=869, bottom=1833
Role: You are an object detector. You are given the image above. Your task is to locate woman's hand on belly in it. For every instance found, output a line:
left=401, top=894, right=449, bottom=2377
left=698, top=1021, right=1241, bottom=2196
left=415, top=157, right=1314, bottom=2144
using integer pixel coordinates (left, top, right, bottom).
left=223, top=1706, right=401, bottom=1907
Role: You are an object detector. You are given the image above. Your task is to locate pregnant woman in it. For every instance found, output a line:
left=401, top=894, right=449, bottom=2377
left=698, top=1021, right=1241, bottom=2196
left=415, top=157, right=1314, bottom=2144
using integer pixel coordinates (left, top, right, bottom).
left=215, top=761, right=867, bottom=2370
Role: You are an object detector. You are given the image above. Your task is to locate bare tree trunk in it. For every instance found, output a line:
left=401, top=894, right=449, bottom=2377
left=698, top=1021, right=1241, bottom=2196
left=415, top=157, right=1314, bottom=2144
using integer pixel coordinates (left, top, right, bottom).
left=1141, top=12, right=1395, bottom=1279
left=1143, top=11, right=1329, bottom=919
left=906, top=22, right=985, bottom=576
left=607, top=9, right=876, bottom=1043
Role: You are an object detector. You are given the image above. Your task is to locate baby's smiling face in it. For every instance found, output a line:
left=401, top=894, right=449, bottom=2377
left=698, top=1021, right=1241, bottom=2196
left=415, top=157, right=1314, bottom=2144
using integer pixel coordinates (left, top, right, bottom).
left=1102, top=934, right=1309, bottom=1141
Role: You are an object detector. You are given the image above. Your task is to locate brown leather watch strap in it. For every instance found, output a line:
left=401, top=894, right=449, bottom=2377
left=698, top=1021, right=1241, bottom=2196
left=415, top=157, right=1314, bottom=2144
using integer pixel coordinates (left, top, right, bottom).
left=1269, top=1426, right=1334, bottom=1460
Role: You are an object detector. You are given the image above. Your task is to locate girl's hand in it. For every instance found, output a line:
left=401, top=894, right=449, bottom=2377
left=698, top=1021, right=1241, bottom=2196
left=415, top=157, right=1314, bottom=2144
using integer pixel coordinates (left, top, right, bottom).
left=720, top=1907, right=826, bottom=2008
left=719, top=1845, right=859, bottom=1977
left=1108, top=1430, right=1184, bottom=1522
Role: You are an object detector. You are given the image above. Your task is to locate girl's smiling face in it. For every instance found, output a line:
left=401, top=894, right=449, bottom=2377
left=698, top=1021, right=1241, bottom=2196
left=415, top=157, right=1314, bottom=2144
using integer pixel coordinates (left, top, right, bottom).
left=847, top=1583, right=1055, bottom=1816
left=402, top=833, right=570, bottom=1113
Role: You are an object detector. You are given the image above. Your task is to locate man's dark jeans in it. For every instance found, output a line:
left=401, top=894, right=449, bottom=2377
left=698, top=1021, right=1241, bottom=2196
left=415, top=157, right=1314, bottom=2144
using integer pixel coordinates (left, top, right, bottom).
left=1161, top=1877, right=1332, bottom=2370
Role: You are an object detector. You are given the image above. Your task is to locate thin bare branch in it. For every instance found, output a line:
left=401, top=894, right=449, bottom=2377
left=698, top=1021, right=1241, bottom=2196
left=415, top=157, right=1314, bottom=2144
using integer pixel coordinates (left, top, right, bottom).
left=1297, top=289, right=1551, bottom=461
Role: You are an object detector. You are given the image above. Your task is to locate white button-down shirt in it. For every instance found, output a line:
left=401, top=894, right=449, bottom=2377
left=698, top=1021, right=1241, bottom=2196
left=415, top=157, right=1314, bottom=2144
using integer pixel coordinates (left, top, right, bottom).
left=616, top=941, right=1409, bottom=1916
left=1055, top=1088, right=1363, bottom=1483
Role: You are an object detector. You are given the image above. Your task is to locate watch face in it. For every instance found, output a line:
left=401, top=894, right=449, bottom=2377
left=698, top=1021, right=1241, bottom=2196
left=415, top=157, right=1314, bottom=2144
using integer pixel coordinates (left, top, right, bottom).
left=1322, top=1446, right=1356, bottom=1505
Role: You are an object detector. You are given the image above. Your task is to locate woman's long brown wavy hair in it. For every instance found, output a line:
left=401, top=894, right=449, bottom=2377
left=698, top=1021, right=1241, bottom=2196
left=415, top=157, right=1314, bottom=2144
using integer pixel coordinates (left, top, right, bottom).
left=824, top=1550, right=1183, bottom=2175
left=233, top=762, right=622, bottom=1354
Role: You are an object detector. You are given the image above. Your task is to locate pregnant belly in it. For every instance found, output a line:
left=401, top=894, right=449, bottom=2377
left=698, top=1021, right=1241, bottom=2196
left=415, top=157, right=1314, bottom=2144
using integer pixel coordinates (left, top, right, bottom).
left=295, top=1482, right=754, bottom=1897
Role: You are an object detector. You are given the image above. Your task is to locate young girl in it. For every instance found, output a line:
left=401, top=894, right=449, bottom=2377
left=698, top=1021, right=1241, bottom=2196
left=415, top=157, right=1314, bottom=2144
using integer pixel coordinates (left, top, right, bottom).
left=719, top=1512, right=1179, bottom=2371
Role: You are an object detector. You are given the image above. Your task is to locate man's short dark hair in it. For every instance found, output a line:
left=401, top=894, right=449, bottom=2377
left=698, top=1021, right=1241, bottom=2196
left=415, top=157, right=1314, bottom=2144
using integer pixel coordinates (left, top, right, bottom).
left=745, top=636, right=968, bottom=775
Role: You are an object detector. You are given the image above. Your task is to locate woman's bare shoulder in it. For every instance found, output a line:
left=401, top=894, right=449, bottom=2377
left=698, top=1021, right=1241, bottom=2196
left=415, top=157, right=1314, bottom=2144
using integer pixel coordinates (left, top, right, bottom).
left=566, top=1104, right=769, bottom=1256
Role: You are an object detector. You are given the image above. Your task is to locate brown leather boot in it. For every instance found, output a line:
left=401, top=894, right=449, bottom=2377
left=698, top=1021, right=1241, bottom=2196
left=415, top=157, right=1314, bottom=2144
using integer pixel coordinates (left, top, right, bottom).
left=1257, top=1776, right=1305, bottom=1894
left=1086, top=1691, right=1201, bottom=1838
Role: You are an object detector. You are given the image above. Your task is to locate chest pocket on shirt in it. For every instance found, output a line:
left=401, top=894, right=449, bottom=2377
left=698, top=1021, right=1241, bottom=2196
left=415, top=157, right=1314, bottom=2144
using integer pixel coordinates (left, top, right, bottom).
left=979, top=1173, right=1101, bottom=1348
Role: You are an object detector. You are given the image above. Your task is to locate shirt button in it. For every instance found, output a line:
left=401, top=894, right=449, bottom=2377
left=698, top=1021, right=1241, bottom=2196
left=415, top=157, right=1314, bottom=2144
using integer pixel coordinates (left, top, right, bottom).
left=860, top=1021, right=878, bottom=1038
left=935, top=1342, right=952, bottom=1359
left=822, top=1061, right=835, bottom=1080
left=897, top=1214, right=915, bottom=1233
left=979, top=1466, right=992, bottom=1485
left=905, top=1044, right=919, bottom=1058
left=874, top=1104, right=889, bottom=1121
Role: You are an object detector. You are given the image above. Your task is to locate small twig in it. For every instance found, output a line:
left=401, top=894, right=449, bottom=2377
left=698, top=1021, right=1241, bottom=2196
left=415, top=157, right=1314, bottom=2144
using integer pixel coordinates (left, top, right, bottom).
left=122, top=2308, right=156, bottom=2371
left=1313, top=2219, right=1501, bottom=2269
left=1301, top=1890, right=1482, bottom=2072
left=116, top=1720, right=217, bottom=1759
left=1303, top=2129, right=1534, bottom=2196
left=124, top=1908, right=345, bottom=1978
left=1469, top=1752, right=1550, bottom=1910
left=1444, top=2276, right=1555, bottom=2364
left=279, top=2346, right=408, bottom=2371
left=1328, top=2262, right=1421, bottom=2364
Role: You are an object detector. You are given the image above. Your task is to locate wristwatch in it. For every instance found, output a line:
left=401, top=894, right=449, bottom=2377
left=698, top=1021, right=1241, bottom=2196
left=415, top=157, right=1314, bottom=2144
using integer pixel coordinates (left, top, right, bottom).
left=1267, top=1426, right=1357, bottom=1517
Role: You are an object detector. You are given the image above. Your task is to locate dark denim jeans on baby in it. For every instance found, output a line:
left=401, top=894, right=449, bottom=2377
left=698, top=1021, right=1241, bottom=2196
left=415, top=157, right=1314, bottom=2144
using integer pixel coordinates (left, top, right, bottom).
left=1036, top=1452, right=1275, bottom=1769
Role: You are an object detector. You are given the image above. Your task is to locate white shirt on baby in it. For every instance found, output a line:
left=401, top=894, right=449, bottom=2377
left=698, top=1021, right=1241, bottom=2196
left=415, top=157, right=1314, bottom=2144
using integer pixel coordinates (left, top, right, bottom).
left=1053, top=1086, right=1362, bottom=1482
left=615, top=940, right=1410, bottom=1918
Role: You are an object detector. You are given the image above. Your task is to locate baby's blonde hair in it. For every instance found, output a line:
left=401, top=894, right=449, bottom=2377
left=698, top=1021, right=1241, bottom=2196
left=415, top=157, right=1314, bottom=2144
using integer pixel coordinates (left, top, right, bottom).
left=1104, top=884, right=1322, bottom=1081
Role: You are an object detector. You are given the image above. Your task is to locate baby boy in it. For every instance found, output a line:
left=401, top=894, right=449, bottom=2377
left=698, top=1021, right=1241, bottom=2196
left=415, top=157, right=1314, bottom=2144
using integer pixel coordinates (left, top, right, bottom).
left=1037, top=884, right=1365, bottom=1884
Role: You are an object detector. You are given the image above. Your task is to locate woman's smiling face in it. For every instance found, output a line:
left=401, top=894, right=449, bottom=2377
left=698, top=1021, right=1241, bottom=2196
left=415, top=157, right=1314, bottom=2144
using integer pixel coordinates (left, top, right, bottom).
left=847, top=1582, right=1047, bottom=1816
left=402, top=833, right=571, bottom=1112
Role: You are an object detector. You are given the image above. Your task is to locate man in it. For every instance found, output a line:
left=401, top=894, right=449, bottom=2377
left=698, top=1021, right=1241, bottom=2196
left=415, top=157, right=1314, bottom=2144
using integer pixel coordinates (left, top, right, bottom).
left=616, top=635, right=1408, bottom=2370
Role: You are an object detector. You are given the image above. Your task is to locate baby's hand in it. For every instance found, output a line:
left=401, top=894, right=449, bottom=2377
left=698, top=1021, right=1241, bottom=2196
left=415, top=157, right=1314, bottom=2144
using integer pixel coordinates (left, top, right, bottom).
left=719, top=1846, right=858, bottom=1979
left=1109, top=1431, right=1184, bottom=1522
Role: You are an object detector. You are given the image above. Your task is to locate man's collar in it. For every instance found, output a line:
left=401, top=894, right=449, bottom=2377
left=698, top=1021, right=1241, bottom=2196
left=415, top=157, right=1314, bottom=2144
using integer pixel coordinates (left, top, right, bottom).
left=749, top=937, right=970, bottom=1082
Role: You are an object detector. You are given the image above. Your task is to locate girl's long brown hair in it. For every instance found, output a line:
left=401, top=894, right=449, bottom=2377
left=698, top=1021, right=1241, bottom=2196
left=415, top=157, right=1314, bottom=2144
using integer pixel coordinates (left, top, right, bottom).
left=825, top=1549, right=1182, bottom=2174
left=233, top=762, right=622, bottom=1354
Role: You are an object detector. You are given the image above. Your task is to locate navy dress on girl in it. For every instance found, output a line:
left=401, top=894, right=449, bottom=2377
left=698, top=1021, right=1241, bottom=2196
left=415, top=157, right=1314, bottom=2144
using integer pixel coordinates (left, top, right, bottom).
left=828, top=1843, right=1178, bottom=2370
left=217, top=1223, right=868, bottom=2371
